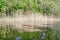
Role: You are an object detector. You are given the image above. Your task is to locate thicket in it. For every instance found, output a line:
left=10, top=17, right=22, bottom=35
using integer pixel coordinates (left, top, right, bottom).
left=0, top=0, right=60, bottom=16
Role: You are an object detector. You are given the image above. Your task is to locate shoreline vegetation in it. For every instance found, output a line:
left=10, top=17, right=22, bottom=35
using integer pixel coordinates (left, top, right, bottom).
left=0, top=0, right=60, bottom=16
left=0, top=0, right=60, bottom=40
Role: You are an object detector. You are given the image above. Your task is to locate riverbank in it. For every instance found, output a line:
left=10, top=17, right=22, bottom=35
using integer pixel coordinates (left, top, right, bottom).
left=0, top=12, right=60, bottom=32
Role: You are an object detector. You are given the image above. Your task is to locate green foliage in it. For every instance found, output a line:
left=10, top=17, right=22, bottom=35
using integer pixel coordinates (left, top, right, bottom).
left=0, top=26, right=40, bottom=40
left=45, top=27, right=56, bottom=40
left=0, top=26, right=59, bottom=40
left=0, top=0, right=8, bottom=12
left=21, top=32, right=40, bottom=40
left=0, top=0, right=60, bottom=15
left=42, top=0, right=58, bottom=15
left=13, top=0, right=42, bottom=12
left=55, top=23, right=60, bottom=40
